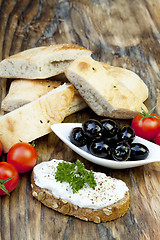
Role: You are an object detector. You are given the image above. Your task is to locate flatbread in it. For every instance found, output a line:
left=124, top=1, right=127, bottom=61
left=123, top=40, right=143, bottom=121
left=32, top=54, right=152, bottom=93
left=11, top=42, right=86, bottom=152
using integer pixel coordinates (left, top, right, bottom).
left=0, top=83, right=74, bottom=152
left=0, top=44, right=92, bottom=79
left=65, top=56, right=148, bottom=119
left=1, top=79, right=88, bottom=114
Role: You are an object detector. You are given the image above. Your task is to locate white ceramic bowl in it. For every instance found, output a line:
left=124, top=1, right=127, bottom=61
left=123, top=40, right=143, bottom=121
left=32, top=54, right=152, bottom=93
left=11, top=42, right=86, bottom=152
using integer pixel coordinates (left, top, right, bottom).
left=51, top=123, right=160, bottom=169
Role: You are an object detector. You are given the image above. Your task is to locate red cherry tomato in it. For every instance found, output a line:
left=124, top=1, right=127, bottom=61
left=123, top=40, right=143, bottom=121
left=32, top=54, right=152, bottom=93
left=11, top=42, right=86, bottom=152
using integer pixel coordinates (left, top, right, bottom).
left=7, top=142, right=37, bottom=173
left=0, top=162, right=19, bottom=195
left=131, top=108, right=160, bottom=141
left=0, top=141, right=2, bottom=156
left=155, top=133, right=160, bottom=146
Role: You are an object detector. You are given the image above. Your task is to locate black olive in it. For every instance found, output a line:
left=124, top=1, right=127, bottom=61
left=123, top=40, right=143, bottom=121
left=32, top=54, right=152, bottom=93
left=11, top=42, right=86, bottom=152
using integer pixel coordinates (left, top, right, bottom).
left=104, top=132, right=120, bottom=147
left=82, top=119, right=103, bottom=138
left=118, top=126, right=135, bottom=144
left=89, top=139, right=112, bottom=159
left=130, top=143, right=149, bottom=160
left=70, top=127, right=87, bottom=147
left=101, top=119, right=119, bottom=137
left=85, top=135, right=102, bottom=150
left=112, top=142, right=131, bottom=161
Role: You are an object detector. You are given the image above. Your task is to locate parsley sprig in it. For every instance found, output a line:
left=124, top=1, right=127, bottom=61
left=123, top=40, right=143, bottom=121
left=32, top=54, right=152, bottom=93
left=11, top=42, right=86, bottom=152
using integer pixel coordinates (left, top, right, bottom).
left=55, top=160, right=97, bottom=193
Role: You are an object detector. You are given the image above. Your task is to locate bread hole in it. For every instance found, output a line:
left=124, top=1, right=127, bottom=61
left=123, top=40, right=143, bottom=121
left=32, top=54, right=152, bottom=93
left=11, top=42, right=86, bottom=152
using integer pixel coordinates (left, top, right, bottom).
left=47, top=120, right=50, bottom=123
left=48, top=85, right=51, bottom=88
left=113, top=85, right=117, bottom=88
left=40, top=120, right=43, bottom=123
left=92, top=67, right=95, bottom=70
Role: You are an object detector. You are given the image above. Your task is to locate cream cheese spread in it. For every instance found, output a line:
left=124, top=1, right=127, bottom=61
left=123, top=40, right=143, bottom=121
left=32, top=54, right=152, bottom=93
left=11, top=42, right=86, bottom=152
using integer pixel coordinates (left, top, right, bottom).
left=33, top=159, right=129, bottom=210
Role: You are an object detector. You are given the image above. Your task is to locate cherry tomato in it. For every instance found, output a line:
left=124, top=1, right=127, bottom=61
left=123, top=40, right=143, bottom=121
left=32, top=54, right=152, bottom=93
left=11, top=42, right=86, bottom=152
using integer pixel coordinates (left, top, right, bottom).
left=131, top=108, right=160, bottom=141
left=7, top=142, right=37, bottom=173
left=0, top=141, right=2, bottom=156
left=155, top=133, right=160, bottom=146
left=0, top=162, right=19, bottom=195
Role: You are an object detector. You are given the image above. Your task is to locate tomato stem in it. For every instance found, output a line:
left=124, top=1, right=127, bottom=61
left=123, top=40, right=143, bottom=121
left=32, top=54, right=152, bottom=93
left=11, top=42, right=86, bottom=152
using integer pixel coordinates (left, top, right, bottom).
left=138, top=106, right=159, bottom=121
left=30, top=141, right=35, bottom=147
left=0, top=177, right=13, bottom=195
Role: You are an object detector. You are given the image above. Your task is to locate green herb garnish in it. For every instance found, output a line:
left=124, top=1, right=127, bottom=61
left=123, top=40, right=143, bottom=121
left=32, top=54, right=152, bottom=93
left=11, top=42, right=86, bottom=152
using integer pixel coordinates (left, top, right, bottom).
left=55, top=160, right=97, bottom=193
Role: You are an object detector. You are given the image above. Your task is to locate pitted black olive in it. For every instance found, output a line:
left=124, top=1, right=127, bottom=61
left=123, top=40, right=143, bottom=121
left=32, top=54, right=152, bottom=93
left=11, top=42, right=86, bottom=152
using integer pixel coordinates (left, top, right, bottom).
left=118, top=126, right=135, bottom=144
left=82, top=119, right=103, bottom=138
left=70, top=127, right=87, bottom=147
left=101, top=119, right=119, bottom=137
left=89, top=139, right=112, bottom=159
left=104, top=132, right=120, bottom=147
left=85, top=135, right=102, bottom=151
left=112, top=142, right=131, bottom=161
left=130, top=143, right=149, bottom=160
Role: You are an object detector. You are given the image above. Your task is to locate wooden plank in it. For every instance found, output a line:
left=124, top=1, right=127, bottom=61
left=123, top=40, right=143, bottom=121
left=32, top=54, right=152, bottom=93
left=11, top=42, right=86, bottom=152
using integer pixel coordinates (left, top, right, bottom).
left=0, top=0, right=160, bottom=239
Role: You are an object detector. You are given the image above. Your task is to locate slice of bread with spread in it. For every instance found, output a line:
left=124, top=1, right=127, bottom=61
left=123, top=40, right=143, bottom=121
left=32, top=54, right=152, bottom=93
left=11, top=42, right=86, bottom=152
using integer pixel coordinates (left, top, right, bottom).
left=1, top=79, right=88, bottom=115
left=65, top=56, right=148, bottom=119
left=0, top=44, right=92, bottom=79
left=31, top=159, right=129, bottom=223
left=0, top=83, right=74, bottom=153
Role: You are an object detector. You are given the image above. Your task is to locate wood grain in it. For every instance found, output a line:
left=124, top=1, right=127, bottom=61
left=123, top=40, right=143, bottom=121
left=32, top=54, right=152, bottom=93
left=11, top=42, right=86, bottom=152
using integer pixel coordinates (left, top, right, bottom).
left=0, top=0, right=160, bottom=239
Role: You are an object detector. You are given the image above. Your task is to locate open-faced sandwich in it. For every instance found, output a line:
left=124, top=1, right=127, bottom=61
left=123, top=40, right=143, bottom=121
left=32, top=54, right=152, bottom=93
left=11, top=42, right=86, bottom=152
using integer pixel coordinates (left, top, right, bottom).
left=31, top=159, right=129, bottom=223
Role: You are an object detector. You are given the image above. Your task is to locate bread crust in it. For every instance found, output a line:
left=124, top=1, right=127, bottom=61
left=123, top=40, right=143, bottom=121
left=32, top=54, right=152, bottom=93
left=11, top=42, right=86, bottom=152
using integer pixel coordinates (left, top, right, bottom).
left=31, top=172, right=129, bottom=223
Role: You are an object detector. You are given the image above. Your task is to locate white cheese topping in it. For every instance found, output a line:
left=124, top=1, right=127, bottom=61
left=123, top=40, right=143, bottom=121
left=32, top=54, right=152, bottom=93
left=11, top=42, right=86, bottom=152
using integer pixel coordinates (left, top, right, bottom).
left=33, top=159, right=129, bottom=210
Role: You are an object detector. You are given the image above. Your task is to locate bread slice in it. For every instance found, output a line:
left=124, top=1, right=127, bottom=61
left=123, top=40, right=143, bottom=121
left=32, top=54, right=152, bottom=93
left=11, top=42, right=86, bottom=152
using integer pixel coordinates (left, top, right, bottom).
left=0, top=44, right=92, bottom=79
left=0, top=83, right=74, bottom=153
left=101, top=63, right=148, bottom=103
left=31, top=159, right=129, bottom=223
left=1, top=79, right=88, bottom=115
left=65, top=56, right=148, bottom=119
left=1, top=79, right=62, bottom=111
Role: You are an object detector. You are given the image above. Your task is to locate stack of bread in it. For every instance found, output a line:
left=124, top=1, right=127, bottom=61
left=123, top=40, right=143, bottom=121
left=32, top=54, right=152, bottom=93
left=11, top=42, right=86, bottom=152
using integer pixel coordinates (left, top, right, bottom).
left=0, top=44, right=92, bottom=152
left=0, top=43, right=148, bottom=152
left=0, top=43, right=149, bottom=222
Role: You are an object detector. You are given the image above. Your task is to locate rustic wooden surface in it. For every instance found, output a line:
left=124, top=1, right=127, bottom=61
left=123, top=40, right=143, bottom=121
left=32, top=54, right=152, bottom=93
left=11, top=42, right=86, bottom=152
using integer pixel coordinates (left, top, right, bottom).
left=0, top=0, right=160, bottom=239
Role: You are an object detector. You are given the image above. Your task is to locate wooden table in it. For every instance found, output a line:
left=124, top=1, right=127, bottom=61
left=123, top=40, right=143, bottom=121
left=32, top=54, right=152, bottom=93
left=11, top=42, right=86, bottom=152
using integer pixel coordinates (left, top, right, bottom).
left=0, top=0, right=160, bottom=239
